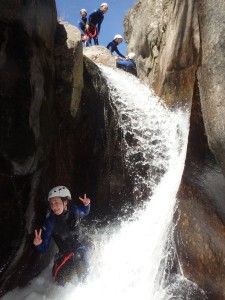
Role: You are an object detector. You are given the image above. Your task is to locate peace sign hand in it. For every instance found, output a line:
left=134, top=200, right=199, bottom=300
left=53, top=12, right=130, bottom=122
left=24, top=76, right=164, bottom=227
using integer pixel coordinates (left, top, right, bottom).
left=79, top=193, right=91, bottom=206
left=33, top=229, right=42, bottom=246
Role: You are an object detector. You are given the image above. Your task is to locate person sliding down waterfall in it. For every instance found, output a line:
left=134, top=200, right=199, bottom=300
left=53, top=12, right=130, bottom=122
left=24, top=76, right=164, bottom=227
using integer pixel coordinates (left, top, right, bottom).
left=85, top=3, right=108, bottom=46
left=33, top=186, right=92, bottom=285
left=116, top=52, right=137, bottom=76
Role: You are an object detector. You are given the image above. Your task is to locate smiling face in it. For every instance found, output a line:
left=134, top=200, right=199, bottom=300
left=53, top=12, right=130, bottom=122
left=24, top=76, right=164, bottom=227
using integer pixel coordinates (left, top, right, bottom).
left=49, top=197, right=67, bottom=215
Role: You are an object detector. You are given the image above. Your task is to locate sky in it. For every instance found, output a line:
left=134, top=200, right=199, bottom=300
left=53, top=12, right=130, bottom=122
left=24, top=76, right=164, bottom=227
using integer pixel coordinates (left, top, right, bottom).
left=55, top=0, right=137, bottom=55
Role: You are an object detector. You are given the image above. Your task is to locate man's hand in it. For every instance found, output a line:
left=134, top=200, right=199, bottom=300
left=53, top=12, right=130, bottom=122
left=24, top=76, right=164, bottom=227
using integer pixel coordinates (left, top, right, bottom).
left=79, top=193, right=91, bottom=206
left=33, top=229, right=42, bottom=246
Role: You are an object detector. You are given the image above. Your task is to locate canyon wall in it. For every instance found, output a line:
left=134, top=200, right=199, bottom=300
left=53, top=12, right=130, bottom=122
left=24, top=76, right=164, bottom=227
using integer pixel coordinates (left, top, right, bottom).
left=124, top=0, right=225, bottom=298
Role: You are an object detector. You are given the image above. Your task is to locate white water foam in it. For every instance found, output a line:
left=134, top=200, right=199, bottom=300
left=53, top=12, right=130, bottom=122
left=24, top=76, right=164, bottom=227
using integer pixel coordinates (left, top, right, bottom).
left=3, top=67, right=192, bottom=300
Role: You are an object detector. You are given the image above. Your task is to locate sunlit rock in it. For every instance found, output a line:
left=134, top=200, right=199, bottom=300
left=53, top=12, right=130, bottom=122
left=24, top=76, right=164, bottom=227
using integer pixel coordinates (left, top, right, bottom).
left=55, top=21, right=83, bottom=117
left=124, top=0, right=200, bottom=107
left=197, top=1, right=225, bottom=177
left=83, top=46, right=117, bottom=68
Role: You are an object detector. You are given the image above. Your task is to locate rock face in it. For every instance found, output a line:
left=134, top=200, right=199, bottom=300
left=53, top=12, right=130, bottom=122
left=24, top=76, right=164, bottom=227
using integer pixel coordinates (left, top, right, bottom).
left=0, top=0, right=57, bottom=295
left=124, top=0, right=200, bottom=107
left=197, top=1, right=225, bottom=175
left=55, top=21, right=83, bottom=118
left=124, top=0, right=225, bottom=298
left=83, top=45, right=117, bottom=68
left=0, top=2, right=86, bottom=296
left=175, top=81, right=225, bottom=299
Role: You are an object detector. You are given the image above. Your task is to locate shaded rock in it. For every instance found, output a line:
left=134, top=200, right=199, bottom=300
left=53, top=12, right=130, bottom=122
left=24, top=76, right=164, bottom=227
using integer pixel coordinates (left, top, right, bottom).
left=0, top=5, right=129, bottom=296
left=83, top=45, right=117, bottom=68
left=0, top=0, right=57, bottom=296
left=176, top=181, right=225, bottom=299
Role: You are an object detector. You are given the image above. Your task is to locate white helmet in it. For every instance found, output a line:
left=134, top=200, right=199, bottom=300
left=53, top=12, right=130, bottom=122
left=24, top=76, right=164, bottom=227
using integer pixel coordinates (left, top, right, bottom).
left=128, top=52, right=135, bottom=59
left=48, top=186, right=72, bottom=201
left=80, top=8, right=87, bottom=14
left=114, top=34, right=123, bottom=40
left=101, top=3, right=108, bottom=7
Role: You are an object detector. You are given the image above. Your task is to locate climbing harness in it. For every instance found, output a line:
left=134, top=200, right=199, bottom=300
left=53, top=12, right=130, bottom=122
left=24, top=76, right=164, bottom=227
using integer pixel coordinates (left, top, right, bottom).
left=86, top=25, right=97, bottom=38
left=53, top=252, right=74, bottom=280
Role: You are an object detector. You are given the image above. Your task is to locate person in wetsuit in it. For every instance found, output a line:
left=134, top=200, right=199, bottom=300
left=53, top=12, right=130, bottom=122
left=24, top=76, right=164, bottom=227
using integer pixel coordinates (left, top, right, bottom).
left=116, top=52, right=137, bottom=76
left=33, top=186, right=91, bottom=285
left=106, top=34, right=126, bottom=60
left=78, top=9, right=88, bottom=46
left=85, top=3, right=108, bottom=46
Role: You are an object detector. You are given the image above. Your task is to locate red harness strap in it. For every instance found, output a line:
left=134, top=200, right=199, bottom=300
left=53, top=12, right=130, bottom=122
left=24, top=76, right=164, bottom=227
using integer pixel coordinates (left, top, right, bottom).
left=53, top=252, right=74, bottom=281
left=86, top=25, right=97, bottom=38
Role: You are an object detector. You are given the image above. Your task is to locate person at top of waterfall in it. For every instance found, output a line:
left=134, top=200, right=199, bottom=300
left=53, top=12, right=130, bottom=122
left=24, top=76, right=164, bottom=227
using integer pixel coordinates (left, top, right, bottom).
left=106, top=34, right=126, bottom=59
left=116, top=52, right=137, bottom=76
left=33, top=186, right=92, bottom=285
left=78, top=8, right=88, bottom=45
left=85, top=3, right=108, bottom=46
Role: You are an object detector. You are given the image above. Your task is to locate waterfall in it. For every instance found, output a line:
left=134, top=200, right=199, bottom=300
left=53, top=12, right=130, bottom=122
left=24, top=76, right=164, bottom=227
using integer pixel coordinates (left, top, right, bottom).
left=3, top=67, right=205, bottom=300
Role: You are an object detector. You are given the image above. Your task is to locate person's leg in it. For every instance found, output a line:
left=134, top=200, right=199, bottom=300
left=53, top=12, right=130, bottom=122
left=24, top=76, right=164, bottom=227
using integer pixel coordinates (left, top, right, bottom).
left=52, top=253, right=75, bottom=285
left=116, top=60, right=127, bottom=71
left=94, top=36, right=99, bottom=45
left=125, top=62, right=137, bottom=76
left=75, top=246, right=90, bottom=282
left=86, top=36, right=92, bottom=47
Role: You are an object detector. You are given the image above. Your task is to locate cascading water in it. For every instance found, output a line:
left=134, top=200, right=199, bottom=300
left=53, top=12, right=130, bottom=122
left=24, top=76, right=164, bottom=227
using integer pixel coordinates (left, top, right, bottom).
left=2, top=67, right=205, bottom=300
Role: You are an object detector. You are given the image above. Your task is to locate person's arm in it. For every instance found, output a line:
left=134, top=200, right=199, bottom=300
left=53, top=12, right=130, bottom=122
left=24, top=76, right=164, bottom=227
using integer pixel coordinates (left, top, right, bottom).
left=33, top=214, right=55, bottom=252
left=97, top=12, right=104, bottom=34
left=78, top=20, right=84, bottom=35
left=114, top=46, right=126, bottom=58
left=79, top=194, right=91, bottom=217
left=70, top=194, right=91, bottom=218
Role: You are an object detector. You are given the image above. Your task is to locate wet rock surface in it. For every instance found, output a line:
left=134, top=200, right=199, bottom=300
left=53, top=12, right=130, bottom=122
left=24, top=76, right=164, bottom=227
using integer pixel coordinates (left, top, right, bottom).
left=0, top=0, right=57, bottom=295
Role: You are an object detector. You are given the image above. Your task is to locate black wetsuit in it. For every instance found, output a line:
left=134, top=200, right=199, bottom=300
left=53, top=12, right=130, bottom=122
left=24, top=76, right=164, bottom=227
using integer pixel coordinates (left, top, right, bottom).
left=36, top=204, right=90, bottom=284
left=106, top=40, right=125, bottom=58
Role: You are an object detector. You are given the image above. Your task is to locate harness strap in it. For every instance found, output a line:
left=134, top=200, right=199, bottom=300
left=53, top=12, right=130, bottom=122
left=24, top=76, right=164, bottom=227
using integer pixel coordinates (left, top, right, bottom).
left=53, top=252, right=74, bottom=280
left=87, top=24, right=97, bottom=38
